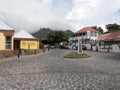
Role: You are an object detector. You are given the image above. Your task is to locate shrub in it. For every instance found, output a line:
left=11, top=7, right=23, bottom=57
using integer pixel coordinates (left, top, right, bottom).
left=39, top=43, right=44, bottom=49
left=64, top=52, right=90, bottom=59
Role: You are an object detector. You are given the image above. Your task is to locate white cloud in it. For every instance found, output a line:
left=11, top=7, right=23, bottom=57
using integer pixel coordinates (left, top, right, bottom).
left=0, top=0, right=120, bottom=33
left=0, top=0, right=73, bottom=33
left=66, top=0, right=120, bottom=32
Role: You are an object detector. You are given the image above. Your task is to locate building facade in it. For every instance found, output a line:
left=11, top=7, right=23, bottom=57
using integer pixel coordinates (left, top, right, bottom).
left=14, top=30, right=39, bottom=50
left=97, top=31, right=120, bottom=52
left=0, top=21, right=14, bottom=55
left=69, top=27, right=99, bottom=49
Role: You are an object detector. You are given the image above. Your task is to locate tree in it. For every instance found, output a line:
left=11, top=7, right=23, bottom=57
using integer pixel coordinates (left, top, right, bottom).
left=105, top=23, right=120, bottom=33
left=91, top=26, right=104, bottom=33
left=47, top=30, right=68, bottom=45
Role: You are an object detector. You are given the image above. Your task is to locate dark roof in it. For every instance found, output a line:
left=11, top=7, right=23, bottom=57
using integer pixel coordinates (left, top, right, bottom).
left=75, top=27, right=98, bottom=34
left=97, top=31, right=120, bottom=41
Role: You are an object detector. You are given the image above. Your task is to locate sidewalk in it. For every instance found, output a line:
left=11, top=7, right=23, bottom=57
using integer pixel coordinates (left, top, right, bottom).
left=0, top=49, right=49, bottom=63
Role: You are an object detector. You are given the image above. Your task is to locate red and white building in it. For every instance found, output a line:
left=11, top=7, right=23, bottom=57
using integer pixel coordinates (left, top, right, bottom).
left=69, top=27, right=99, bottom=49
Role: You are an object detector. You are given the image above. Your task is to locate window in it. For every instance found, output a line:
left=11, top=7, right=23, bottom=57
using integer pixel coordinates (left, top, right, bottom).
left=91, top=32, right=93, bottom=36
left=85, top=39, right=90, bottom=44
left=83, top=33, right=86, bottom=36
left=91, top=32, right=97, bottom=37
left=79, top=33, right=82, bottom=36
left=94, top=32, right=96, bottom=37
left=6, top=36, right=12, bottom=49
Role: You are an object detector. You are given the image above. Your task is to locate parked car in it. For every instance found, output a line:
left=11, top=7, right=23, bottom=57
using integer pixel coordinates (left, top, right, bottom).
left=72, top=45, right=87, bottom=50
left=82, top=45, right=87, bottom=50
left=50, top=45, right=54, bottom=49
left=59, top=45, right=69, bottom=49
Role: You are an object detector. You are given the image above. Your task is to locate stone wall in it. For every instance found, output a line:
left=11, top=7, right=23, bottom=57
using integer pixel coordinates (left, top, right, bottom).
left=14, top=49, right=47, bottom=56
left=0, top=49, right=47, bottom=58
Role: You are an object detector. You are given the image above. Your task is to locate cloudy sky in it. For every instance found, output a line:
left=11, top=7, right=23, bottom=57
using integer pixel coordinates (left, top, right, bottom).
left=0, top=0, right=120, bottom=33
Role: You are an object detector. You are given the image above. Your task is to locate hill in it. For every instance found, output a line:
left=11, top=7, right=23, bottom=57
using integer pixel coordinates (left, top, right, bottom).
left=32, top=28, right=53, bottom=40
left=65, top=30, right=74, bottom=37
left=32, top=28, right=73, bottom=40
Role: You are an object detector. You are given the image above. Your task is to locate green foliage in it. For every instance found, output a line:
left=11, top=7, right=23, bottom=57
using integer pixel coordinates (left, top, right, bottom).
left=39, top=42, right=44, bottom=49
left=91, top=26, right=104, bottom=33
left=47, top=30, right=69, bottom=44
left=64, top=52, right=90, bottom=58
left=105, top=23, right=120, bottom=33
left=32, top=28, right=73, bottom=40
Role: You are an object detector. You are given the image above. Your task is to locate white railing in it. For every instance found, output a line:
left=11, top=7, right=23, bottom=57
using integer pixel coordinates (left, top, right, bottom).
left=69, top=36, right=90, bottom=41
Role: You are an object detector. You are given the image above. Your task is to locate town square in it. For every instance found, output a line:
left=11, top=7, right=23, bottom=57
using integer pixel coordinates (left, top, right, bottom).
left=0, top=0, right=120, bottom=89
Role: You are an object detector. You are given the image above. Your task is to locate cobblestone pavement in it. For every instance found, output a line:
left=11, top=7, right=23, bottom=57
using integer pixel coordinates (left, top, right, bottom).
left=0, top=49, right=120, bottom=90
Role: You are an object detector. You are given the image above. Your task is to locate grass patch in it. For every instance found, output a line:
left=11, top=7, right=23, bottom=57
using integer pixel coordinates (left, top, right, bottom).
left=64, top=52, right=90, bottom=59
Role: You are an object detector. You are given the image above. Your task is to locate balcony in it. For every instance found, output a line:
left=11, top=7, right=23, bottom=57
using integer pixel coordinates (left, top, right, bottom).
left=69, top=36, right=90, bottom=41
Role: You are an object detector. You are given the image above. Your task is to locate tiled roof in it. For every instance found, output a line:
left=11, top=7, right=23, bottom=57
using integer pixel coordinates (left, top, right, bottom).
left=0, top=21, right=13, bottom=30
left=75, top=27, right=98, bottom=34
left=14, top=30, right=35, bottom=39
left=97, top=31, right=120, bottom=41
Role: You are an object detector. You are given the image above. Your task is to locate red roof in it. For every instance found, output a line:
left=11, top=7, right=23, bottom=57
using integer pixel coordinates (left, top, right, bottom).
left=75, top=27, right=98, bottom=34
left=97, top=31, right=120, bottom=41
left=97, top=33, right=110, bottom=41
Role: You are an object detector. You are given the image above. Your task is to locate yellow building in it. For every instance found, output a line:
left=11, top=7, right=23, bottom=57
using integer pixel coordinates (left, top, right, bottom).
left=14, top=30, right=39, bottom=50
left=0, top=21, right=14, bottom=55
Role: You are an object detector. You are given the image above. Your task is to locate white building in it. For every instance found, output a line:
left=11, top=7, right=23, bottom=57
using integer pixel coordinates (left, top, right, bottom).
left=69, top=27, right=99, bottom=49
